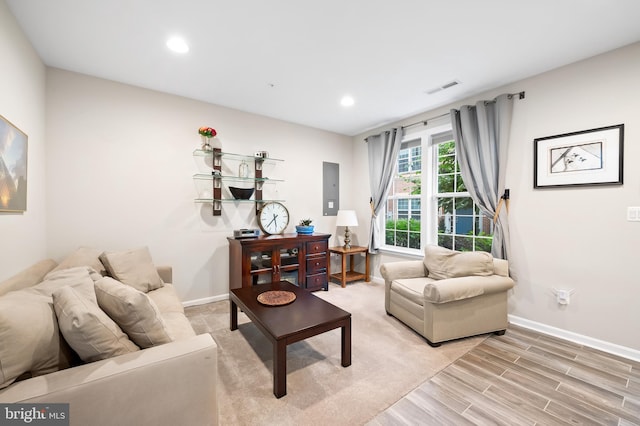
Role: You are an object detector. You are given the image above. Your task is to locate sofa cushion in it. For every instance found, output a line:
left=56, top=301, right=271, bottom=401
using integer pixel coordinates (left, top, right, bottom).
left=423, top=245, right=494, bottom=280
left=53, top=286, right=140, bottom=363
left=146, top=284, right=196, bottom=340
left=390, top=277, right=437, bottom=307
left=36, top=267, right=100, bottom=302
left=48, top=247, right=106, bottom=276
left=95, top=277, right=172, bottom=348
left=100, top=247, right=164, bottom=293
left=0, top=291, right=76, bottom=389
left=147, top=284, right=186, bottom=314
left=0, top=267, right=102, bottom=389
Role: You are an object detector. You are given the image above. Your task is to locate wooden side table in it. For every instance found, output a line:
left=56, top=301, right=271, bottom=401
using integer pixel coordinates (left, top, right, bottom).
left=328, top=246, right=370, bottom=288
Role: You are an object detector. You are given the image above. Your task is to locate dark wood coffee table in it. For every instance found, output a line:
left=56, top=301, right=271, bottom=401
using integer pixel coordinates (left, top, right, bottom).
left=230, top=281, right=351, bottom=398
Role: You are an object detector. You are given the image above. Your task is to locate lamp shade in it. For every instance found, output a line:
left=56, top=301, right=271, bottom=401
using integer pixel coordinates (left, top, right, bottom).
left=336, top=210, right=358, bottom=227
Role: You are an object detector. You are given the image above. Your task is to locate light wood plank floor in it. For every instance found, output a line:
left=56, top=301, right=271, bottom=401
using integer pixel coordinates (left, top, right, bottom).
left=369, top=325, right=640, bottom=425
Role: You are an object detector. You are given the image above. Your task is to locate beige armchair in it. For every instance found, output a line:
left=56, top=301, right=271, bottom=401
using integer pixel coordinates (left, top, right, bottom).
left=380, top=245, right=514, bottom=346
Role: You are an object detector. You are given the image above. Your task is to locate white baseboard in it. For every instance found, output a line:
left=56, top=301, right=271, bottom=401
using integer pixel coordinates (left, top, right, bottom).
left=508, top=315, right=640, bottom=363
left=183, top=293, right=229, bottom=307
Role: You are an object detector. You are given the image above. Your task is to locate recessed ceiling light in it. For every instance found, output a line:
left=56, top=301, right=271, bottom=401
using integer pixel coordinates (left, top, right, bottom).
left=166, top=36, right=189, bottom=54
left=340, top=95, right=355, bottom=107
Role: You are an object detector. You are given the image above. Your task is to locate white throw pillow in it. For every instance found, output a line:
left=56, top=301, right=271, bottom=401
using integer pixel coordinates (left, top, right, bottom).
left=0, top=290, right=76, bottom=389
left=99, top=247, right=164, bottom=293
left=424, top=245, right=494, bottom=280
left=53, top=286, right=139, bottom=363
left=95, top=277, right=172, bottom=348
left=47, top=247, right=106, bottom=276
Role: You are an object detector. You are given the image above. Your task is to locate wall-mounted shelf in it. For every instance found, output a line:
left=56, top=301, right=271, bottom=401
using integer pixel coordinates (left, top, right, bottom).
left=192, top=149, right=284, bottom=164
left=193, top=148, right=284, bottom=216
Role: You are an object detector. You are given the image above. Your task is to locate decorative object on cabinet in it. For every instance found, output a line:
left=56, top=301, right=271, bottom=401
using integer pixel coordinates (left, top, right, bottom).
left=258, top=202, right=289, bottom=235
left=295, top=218, right=314, bottom=235
left=192, top=148, right=284, bottom=216
left=198, top=126, right=217, bottom=151
left=0, top=114, right=28, bottom=213
left=336, top=210, right=358, bottom=249
left=227, top=233, right=331, bottom=291
left=229, top=186, right=255, bottom=200
left=534, top=124, right=624, bottom=188
left=233, top=228, right=260, bottom=239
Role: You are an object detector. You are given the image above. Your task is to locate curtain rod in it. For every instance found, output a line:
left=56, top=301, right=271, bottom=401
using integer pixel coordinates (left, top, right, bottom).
left=401, top=91, right=526, bottom=130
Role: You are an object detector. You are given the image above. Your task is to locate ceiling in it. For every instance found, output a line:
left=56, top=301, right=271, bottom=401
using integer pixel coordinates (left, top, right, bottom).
left=6, top=0, right=640, bottom=136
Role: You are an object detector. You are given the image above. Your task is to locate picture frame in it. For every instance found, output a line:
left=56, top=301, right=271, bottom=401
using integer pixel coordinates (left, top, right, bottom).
left=0, top=114, right=28, bottom=212
left=534, top=124, right=623, bottom=188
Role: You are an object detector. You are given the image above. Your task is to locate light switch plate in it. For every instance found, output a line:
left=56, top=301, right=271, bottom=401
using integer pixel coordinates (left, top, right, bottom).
left=627, top=206, right=640, bottom=221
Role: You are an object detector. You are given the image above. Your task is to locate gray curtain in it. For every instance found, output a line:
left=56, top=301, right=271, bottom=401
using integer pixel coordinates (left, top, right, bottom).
left=366, top=128, right=403, bottom=253
left=450, top=94, right=514, bottom=259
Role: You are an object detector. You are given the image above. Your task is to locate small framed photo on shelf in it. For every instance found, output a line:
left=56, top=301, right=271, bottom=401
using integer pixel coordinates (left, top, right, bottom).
left=534, top=124, right=624, bottom=188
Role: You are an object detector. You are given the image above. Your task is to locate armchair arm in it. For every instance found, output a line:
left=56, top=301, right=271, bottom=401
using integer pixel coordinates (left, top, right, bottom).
left=380, top=260, right=426, bottom=313
left=380, top=260, right=426, bottom=282
left=424, top=275, right=515, bottom=304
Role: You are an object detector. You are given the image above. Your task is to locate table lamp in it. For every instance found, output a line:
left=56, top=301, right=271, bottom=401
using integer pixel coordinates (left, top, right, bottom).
left=336, top=210, right=358, bottom=249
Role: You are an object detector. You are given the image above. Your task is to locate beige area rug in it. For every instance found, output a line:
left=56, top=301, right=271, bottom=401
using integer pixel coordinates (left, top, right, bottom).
left=185, top=281, right=486, bottom=426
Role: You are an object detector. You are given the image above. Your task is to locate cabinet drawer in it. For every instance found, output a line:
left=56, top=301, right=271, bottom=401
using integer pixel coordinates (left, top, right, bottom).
left=306, top=241, right=327, bottom=255
left=306, top=257, right=326, bottom=274
left=306, top=272, right=327, bottom=291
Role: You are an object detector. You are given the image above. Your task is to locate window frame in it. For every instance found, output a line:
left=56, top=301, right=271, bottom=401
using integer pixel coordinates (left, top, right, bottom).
left=380, top=123, right=452, bottom=256
left=380, top=121, right=494, bottom=256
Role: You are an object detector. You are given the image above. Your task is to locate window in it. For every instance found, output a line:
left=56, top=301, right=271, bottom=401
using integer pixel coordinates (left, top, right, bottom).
left=383, top=124, right=493, bottom=253
left=385, top=139, right=422, bottom=249
left=435, top=140, right=493, bottom=252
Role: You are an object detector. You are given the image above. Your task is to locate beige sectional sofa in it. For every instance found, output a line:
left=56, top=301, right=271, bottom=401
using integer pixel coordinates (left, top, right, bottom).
left=381, top=245, right=515, bottom=346
left=0, top=247, right=218, bottom=426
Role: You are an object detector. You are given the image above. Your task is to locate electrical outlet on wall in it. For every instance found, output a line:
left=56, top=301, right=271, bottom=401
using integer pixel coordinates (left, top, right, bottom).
left=552, top=287, right=574, bottom=305
left=627, top=206, right=640, bottom=221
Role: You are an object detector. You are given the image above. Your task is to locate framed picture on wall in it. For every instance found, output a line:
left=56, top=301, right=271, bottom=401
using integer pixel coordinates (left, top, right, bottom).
left=0, top=114, right=28, bottom=212
left=534, top=124, right=624, bottom=188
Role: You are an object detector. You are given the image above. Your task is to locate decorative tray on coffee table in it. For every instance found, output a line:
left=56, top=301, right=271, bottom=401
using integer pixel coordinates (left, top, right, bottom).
left=257, top=290, right=296, bottom=306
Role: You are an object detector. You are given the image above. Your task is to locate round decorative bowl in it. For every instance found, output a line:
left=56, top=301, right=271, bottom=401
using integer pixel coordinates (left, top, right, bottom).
left=229, top=186, right=255, bottom=200
left=295, top=225, right=314, bottom=234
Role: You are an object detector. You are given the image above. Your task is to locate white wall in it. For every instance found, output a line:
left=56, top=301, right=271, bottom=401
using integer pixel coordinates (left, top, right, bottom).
left=45, top=69, right=353, bottom=302
left=353, top=42, right=640, bottom=352
left=0, top=0, right=47, bottom=279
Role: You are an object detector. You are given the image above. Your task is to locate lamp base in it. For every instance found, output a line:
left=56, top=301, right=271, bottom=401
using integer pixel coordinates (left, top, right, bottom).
left=343, top=226, right=351, bottom=249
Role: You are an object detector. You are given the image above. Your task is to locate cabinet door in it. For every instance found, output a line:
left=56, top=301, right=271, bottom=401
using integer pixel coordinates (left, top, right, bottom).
left=278, top=243, right=302, bottom=286
left=248, top=242, right=302, bottom=286
left=249, top=247, right=275, bottom=285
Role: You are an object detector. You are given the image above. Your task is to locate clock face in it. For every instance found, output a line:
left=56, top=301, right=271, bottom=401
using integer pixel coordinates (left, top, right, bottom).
left=258, top=202, right=290, bottom=235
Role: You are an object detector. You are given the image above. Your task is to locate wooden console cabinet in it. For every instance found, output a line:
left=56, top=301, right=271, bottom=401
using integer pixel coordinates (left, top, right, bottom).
left=227, top=233, right=331, bottom=291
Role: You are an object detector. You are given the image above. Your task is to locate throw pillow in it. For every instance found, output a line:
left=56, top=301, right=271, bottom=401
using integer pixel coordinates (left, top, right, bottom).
left=94, top=277, right=172, bottom=348
left=424, top=245, right=494, bottom=280
left=36, top=266, right=100, bottom=303
left=0, top=290, right=76, bottom=389
left=99, top=247, right=164, bottom=293
left=48, top=247, right=106, bottom=276
left=53, top=286, right=140, bottom=363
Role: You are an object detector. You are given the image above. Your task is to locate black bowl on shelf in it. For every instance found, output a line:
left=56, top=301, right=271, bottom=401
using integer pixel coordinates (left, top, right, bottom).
left=229, top=186, right=255, bottom=200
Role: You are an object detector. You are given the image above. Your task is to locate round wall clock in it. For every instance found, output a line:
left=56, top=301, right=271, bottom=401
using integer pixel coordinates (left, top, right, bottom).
left=258, top=202, right=290, bottom=235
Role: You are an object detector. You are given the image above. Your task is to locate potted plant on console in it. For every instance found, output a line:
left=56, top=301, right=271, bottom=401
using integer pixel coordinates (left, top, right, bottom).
left=296, top=218, right=314, bottom=234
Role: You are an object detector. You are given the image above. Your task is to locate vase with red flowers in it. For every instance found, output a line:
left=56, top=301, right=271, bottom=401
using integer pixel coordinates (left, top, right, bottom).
left=198, top=126, right=217, bottom=151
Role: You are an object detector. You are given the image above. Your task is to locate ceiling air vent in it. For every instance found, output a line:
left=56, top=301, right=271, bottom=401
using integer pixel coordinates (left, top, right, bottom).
left=425, top=80, right=461, bottom=95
